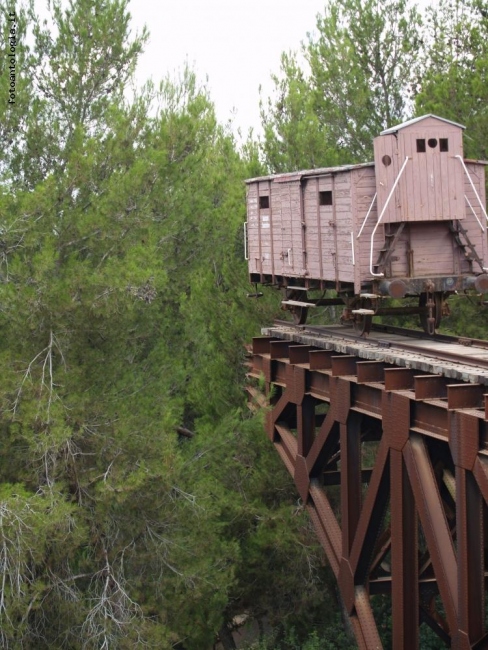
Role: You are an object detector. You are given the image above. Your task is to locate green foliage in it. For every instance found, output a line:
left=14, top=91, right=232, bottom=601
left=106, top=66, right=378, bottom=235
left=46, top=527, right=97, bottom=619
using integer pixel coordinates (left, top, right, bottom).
left=182, top=412, right=341, bottom=645
left=0, top=2, right=277, bottom=648
left=0, top=0, right=322, bottom=646
left=260, top=0, right=488, bottom=171
left=415, top=0, right=488, bottom=159
left=243, top=616, right=355, bottom=650
left=1, top=0, right=148, bottom=190
left=308, top=0, right=422, bottom=159
left=440, top=294, right=488, bottom=338
left=0, top=1, right=35, bottom=184
left=261, top=0, right=422, bottom=171
left=260, top=52, right=341, bottom=172
left=7, top=0, right=488, bottom=647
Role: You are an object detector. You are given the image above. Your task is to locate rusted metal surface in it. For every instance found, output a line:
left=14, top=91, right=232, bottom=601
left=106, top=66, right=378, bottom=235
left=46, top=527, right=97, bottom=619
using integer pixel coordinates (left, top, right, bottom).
left=263, top=323, right=488, bottom=383
left=248, top=328, right=488, bottom=648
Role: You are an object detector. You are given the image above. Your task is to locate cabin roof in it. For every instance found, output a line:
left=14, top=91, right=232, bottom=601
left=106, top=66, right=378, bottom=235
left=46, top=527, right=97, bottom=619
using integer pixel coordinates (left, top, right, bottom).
left=245, top=161, right=374, bottom=184
left=380, top=114, right=465, bottom=135
left=246, top=157, right=488, bottom=186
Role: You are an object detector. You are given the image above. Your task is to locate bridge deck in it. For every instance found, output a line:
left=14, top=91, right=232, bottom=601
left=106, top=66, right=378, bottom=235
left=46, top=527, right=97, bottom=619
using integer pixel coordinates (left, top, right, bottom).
left=262, top=323, right=488, bottom=385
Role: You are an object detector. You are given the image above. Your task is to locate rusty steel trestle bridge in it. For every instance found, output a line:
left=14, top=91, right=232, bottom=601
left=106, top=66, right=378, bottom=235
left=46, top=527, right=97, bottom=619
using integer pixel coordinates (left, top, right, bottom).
left=247, top=324, right=488, bottom=649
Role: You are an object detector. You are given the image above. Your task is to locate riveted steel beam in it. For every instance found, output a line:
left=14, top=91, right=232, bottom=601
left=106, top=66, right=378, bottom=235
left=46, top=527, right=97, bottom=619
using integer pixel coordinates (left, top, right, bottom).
left=248, top=333, right=488, bottom=648
left=390, top=449, right=418, bottom=650
left=341, top=413, right=363, bottom=557
left=456, top=468, right=484, bottom=646
left=403, top=434, right=457, bottom=631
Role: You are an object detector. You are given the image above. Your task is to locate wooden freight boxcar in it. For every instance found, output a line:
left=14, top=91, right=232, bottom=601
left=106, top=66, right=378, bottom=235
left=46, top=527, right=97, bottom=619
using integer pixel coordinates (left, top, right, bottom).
left=245, top=114, right=488, bottom=333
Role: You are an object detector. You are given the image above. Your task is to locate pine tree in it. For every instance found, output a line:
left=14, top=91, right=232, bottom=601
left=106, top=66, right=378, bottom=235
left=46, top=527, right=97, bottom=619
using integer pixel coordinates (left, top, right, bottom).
left=261, top=0, right=422, bottom=171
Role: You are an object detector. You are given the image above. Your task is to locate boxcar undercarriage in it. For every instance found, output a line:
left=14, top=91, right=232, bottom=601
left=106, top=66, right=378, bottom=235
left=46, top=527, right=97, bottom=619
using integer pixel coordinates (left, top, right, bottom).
left=249, top=272, right=488, bottom=335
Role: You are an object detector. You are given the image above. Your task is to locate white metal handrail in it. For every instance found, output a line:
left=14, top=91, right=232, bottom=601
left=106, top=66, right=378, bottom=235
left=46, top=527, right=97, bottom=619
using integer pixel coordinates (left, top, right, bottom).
left=455, top=155, right=488, bottom=271
left=369, top=157, right=410, bottom=277
left=244, top=222, right=248, bottom=260
left=455, top=155, right=488, bottom=223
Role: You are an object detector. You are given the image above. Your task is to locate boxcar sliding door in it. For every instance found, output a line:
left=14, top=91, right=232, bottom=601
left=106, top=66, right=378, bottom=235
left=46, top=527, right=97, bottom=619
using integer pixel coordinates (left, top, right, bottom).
left=273, top=176, right=305, bottom=278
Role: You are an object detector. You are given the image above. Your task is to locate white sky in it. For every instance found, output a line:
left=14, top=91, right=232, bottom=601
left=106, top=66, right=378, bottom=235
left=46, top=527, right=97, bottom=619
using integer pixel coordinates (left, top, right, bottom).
left=127, top=0, right=325, bottom=138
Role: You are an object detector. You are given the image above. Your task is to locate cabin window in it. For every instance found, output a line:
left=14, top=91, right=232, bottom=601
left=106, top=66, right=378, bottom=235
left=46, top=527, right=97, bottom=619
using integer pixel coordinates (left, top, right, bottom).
left=440, top=138, right=449, bottom=152
left=416, top=139, right=426, bottom=153
left=382, top=155, right=392, bottom=167
left=428, top=138, right=438, bottom=148
left=259, top=195, right=269, bottom=209
left=319, top=190, right=333, bottom=206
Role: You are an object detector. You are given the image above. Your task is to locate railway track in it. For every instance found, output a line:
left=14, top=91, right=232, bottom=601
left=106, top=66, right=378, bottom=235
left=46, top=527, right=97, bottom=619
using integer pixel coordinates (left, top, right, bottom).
left=265, top=320, right=488, bottom=384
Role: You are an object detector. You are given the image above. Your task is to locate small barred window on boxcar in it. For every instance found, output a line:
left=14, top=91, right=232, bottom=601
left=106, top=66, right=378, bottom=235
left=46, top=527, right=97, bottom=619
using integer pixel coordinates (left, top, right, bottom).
left=319, top=190, right=333, bottom=206
left=440, top=138, right=449, bottom=152
left=259, top=195, right=269, bottom=209
left=416, top=139, right=426, bottom=153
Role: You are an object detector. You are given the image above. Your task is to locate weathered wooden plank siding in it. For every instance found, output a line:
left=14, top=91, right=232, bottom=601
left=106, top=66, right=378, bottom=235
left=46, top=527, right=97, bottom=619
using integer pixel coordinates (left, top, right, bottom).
left=256, top=181, right=272, bottom=275
left=302, top=178, right=321, bottom=278
left=462, top=162, right=488, bottom=271
left=246, top=184, right=260, bottom=275
left=373, top=133, right=399, bottom=224
left=353, top=167, right=381, bottom=291
left=375, top=117, right=464, bottom=224
left=409, top=223, right=455, bottom=276
left=271, top=180, right=303, bottom=277
left=270, top=184, right=282, bottom=276
left=305, top=176, right=337, bottom=282
left=385, top=229, right=410, bottom=278
left=332, top=172, right=353, bottom=283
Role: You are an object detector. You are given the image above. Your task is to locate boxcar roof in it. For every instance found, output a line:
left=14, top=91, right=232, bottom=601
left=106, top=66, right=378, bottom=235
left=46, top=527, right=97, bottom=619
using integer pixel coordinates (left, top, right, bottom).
left=380, top=114, right=465, bottom=135
left=245, top=161, right=374, bottom=184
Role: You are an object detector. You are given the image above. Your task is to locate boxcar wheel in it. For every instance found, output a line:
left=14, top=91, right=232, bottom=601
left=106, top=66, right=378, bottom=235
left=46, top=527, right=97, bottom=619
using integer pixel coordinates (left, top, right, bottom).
left=419, top=292, right=442, bottom=335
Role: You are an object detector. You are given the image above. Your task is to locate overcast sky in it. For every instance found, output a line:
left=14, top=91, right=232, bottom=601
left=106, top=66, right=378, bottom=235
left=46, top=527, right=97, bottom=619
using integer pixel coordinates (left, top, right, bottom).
left=127, top=0, right=325, bottom=138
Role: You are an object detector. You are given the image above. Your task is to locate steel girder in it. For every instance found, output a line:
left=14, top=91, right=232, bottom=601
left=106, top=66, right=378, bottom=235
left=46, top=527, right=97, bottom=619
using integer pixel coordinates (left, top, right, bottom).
left=249, top=336, right=488, bottom=649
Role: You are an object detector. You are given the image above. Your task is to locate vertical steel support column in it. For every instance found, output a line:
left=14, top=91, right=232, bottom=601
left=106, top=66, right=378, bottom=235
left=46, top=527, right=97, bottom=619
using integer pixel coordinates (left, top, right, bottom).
left=249, top=335, right=488, bottom=649
left=341, top=412, right=362, bottom=556
left=456, top=468, right=484, bottom=648
left=404, top=434, right=458, bottom=633
left=391, top=449, right=419, bottom=650
left=297, top=395, right=315, bottom=457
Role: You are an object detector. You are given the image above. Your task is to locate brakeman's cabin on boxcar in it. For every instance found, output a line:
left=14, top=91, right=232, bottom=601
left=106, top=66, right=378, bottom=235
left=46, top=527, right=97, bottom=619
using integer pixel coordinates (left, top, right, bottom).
left=245, top=114, right=488, bottom=333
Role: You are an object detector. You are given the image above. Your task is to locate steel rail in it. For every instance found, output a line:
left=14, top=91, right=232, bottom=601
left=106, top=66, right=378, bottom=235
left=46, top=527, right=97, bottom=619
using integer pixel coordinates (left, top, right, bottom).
left=272, top=320, right=488, bottom=373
